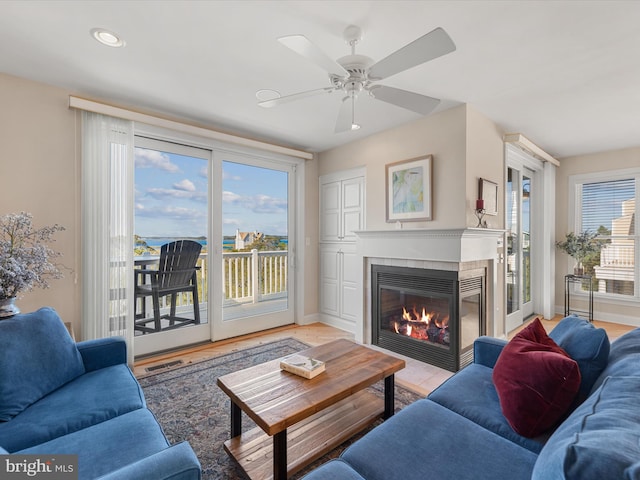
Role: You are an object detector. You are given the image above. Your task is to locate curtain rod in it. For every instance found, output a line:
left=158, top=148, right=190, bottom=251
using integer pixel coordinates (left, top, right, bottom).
left=503, top=133, right=560, bottom=167
left=69, top=96, right=313, bottom=160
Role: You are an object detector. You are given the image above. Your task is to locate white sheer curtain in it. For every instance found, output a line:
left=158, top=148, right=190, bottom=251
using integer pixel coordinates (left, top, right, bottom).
left=81, top=112, right=135, bottom=365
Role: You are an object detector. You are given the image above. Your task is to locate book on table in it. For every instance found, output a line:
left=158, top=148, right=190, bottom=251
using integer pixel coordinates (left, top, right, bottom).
left=280, top=354, right=326, bottom=379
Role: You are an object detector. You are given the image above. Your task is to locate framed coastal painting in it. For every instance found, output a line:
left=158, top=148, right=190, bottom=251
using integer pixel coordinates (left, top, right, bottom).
left=386, top=155, right=432, bottom=222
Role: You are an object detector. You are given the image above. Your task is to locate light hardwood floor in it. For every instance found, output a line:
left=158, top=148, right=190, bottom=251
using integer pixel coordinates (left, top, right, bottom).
left=133, top=316, right=636, bottom=396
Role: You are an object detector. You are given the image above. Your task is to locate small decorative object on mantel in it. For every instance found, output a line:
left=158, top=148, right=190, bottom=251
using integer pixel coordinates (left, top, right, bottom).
left=475, top=198, right=487, bottom=228
left=280, top=354, right=326, bottom=379
left=0, top=212, right=65, bottom=318
left=555, top=231, right=602, bottom=276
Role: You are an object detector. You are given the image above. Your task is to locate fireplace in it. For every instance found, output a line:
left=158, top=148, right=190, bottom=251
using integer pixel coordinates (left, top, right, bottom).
left=372, top=264, right=485, bottom=372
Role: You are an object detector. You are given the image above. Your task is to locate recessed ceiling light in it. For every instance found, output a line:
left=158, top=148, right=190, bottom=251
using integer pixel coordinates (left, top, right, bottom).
left=256, top=89, right=281, bottom=102
left=90, top=28, right=125, bottom=48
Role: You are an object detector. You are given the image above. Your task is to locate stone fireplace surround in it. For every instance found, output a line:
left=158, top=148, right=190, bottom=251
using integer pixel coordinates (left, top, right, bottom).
left=353, top=228, right=504, bottom=346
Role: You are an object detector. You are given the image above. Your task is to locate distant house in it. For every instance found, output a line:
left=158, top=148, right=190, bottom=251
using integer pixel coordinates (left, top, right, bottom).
left=594, top=198, right=635, bottom=293
left=234, top=229, right=264, bottom=250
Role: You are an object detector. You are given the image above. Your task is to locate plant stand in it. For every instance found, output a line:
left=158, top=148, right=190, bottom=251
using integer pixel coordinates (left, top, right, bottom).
left=564, top=274, right=594, bottom=322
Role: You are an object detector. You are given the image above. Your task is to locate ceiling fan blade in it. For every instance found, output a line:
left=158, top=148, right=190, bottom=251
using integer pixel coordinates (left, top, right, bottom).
left=368, top=27, right=456, bottom=80
left=278, top=35, right=349, bottom=77
left=370, top=86, right=440, bottom=115
left=334, top=96, right=355, bottom=133
left=258, top=87, right=335, bottom=108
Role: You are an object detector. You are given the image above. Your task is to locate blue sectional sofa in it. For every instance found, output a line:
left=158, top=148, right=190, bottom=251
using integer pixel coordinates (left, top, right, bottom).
left=0, top=307, right=201, bottom=480
left=303, top=315, right=640, bottom=480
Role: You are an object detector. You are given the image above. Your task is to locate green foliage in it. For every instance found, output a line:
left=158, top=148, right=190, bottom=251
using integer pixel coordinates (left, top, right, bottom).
left=134, top=235, right=158, bottom=256
left=556, top=231, right=602, bottom=271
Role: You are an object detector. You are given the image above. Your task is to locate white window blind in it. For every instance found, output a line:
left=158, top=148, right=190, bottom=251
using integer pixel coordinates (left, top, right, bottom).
left=578, top=177, right=636, bottom=297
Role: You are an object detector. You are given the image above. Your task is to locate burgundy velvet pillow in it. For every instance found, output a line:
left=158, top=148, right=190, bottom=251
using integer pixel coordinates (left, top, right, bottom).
left=493, top=318, right=581, bottom=438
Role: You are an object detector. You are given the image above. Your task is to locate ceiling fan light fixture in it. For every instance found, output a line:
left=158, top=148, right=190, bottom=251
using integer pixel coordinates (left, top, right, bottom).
left=90, top=28, right=125, bottom=48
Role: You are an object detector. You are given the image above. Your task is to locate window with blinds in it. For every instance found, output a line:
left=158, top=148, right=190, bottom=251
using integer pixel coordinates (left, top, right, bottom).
left=576, top=176, right=636, bottom=297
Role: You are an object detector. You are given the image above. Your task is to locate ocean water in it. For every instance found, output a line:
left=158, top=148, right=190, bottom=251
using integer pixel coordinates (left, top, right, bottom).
left=140, top=237, right=287, bottom=251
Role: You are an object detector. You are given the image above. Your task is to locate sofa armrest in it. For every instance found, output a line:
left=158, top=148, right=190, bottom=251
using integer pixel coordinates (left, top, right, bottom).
left=474, top=336, right=508, bottom=369
left=77, top=337, right=127, bottom=372
left=96, top=442, right=201, bottom=480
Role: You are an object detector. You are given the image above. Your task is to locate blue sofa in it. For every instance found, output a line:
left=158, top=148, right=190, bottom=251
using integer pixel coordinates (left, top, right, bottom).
left=0, top=307, right=201, bottom=480
left=303, top=315, right=640, bottom=480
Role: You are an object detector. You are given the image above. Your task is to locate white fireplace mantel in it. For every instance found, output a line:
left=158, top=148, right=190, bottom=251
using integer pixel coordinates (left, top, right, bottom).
left=354, top=228, right=505, bottom=263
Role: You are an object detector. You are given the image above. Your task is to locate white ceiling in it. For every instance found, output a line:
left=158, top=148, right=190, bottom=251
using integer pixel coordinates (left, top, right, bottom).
left=1, top=0, right=639, bottom=158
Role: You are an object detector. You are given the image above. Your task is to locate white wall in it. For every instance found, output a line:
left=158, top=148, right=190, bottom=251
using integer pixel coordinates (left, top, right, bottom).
left=0, top=73, right=80, bottom=328
left=318, top=105, right=468, bottom=229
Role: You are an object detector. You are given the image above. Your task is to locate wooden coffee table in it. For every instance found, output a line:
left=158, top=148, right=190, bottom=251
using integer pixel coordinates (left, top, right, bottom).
left=217, top=339, right=405, bottom=480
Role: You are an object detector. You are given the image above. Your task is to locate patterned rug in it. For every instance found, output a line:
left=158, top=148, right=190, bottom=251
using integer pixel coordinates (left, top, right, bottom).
left=139, top=338, right=422, bottom=479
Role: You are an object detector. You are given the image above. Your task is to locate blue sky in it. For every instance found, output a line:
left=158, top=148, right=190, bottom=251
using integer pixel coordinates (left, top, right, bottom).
left=134, top=148, right=288, bottom=238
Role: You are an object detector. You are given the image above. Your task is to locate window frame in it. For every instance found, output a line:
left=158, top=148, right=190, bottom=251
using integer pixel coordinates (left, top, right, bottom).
left=568, top=168, right=640, bottom=303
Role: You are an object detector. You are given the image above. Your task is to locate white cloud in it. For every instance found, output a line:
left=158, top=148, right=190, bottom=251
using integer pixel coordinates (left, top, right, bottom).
left=135, top=148, right=181, bottom=173
left=223, top=170, right=242, bottom=181
left=222, top=190, right=242, bottom=203
left=174, top=179, right=196, bottom=192
left=147, top=187, right=207, bottom=202
left=135, top=204, right=206, bottom=221
left=222, top=190, right=287, bottom=214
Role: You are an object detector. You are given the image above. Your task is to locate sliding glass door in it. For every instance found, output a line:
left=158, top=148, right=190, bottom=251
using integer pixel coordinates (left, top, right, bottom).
left=132, top=132, right=299, bottom=353
left=133, top=136, right=212, bottom=356
left=212, top=151, right=295, bottom=340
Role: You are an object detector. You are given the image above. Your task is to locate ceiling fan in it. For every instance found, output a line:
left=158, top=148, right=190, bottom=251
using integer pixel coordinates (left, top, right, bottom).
left=258, top=25, right=456, bottom=133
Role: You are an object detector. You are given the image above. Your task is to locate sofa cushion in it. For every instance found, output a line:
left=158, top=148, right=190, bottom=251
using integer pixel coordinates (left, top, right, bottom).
left=301, top=459, right=366, bottom=480
left=626, top=462, right=640, bottom=480
left=493, top=318, right=581, bottom=437
left=18, top=409, right=170, bottom=479
left=0, top=307, right=85, bottom=421
left=341, top=399, right=538, bottom=480
left=428, top=363, right=546, bottom=453
left=591, top=327, right=640, bottom=392
left=532, top=376, right=640, bottom=480
left=548, top=314, right=610, bottom=398
left=0, top=364, right=145, bottom=452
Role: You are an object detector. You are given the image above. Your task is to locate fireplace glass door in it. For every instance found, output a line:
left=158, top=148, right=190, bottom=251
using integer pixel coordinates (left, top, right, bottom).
left=379, top=288, right=451, bottom=350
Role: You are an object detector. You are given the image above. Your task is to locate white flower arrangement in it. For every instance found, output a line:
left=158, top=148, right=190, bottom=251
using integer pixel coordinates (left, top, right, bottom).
left=0, top=212, right=65, bottom=300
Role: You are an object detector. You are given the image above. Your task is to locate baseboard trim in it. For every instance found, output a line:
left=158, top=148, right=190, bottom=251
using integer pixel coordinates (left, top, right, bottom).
left=554, top=305, right=640, bottom=328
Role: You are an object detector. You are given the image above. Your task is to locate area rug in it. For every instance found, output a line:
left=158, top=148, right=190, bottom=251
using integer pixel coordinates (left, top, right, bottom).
left=139, top=338, right=423, bottom=479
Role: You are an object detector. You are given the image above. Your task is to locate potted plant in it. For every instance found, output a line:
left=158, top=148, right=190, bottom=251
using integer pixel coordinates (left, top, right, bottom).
left=0, top=212, right=65, bottom=318
left=556, top=230, right=601, bottom=275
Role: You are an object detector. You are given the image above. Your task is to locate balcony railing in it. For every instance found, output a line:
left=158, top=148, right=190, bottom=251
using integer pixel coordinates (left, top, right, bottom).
left=599, top=243, right=635, bottom=267
left=135, top=249, right=288, bottom=315
left=223, top=249, right=288, bottom=305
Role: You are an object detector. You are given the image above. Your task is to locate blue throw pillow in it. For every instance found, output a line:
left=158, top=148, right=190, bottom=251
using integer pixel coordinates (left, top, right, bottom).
left=548, top=315, right=610, bottom=398
left=0, top=307, right=85, bottom=421
left=532, top=376, right=640, bottom=480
